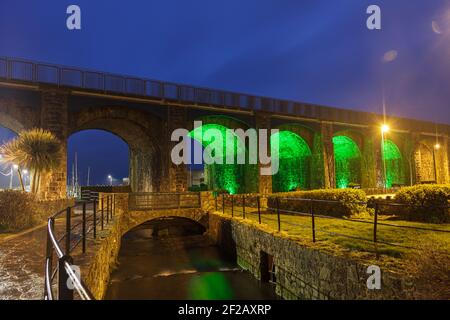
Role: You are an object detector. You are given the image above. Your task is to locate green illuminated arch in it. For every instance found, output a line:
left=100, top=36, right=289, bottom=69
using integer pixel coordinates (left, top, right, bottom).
left=382, top=139, right=404, bottom=188
left=188, top=124, right=245, bottom=194
left=271, top=131, right=312, bottom=192
left=333, top=136, right=362, bottom=188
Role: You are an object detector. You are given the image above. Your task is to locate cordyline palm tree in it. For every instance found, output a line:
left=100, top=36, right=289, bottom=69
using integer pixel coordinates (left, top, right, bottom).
left=0, top=128, right=61, bottom=194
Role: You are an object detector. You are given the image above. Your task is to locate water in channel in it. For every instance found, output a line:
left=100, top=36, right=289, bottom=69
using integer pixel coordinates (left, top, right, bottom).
left=105, top=217, right=277, bottom=300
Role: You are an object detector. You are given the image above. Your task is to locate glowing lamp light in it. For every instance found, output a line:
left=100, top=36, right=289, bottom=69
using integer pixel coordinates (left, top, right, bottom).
left=381, top=124, right=390, bottom=133
left=13, top=164, right=19, bottom=170
left=435, top=144, right=441, bottom=150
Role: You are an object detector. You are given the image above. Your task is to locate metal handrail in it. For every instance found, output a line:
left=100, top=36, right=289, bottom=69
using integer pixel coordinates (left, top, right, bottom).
left=44, top=194, right=117, bottom=300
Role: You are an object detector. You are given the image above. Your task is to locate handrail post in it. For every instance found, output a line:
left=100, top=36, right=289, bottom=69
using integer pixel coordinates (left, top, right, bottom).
left=57, top=255, right=74, bottom=300
left=374, top=202, right=379, bottom=243
left=93, top=199, right=97, bottom=239
left=44, top=217, right=55, bottom=298
left=242, top=195, right=246, bottom=219
left=65, top=207, right=71, bottom=255
left=310, top=199, right=316, bottom=243
left=82, top=202, right=86, bottom=254
left=257, top=196, right=261, bottom=224
left=101, top=196, right=104, bottom=230
left=106, top=196, right=110, bottom=224
left=215, top=194, right=218, bottom=211
left=113, top=194, right=116, bottom=217
left=276, top=198, right=281, bottom=232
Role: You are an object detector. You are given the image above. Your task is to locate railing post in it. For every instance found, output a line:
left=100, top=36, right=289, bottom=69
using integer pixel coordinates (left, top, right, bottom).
left=113, top=194, right=116, bottom=217
left=276, top=198, right=281, bottom=232
left=242, top=196, right=246, bottom=219
left=93, top=199, right=97, bottom=239
left=106, top=196, right=110, bottom=224
left=101, top=197, right=104, bottom=230
left=215, top=194, right=218, bottom=211
left=310, top=200, right=316, bottom=243
left=57, top=255, right=74, bottom=300
left=374, top=202, right=379, bottom=243
left=82, top=202, right=86, bottom=253
left=65, top=207, right=71, bottom=256
left=44, top=217, right=55, bottom=298
left=257, top=196, right=261, bottom=224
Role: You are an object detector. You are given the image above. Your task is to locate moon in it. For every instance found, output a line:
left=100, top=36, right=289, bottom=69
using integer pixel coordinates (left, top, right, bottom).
left=383, top=50, right=398, bottom=63
left=432, top=21, right=442, bottom=34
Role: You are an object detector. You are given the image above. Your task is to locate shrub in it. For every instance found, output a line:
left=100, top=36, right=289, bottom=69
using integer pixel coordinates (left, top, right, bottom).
left=0, top=190, right=74, bottom=232
left=267, top=189, right=367, bottom=218
left=0, top=190, right=38, bottom=231
left=394, top=185, right=450, bottom=223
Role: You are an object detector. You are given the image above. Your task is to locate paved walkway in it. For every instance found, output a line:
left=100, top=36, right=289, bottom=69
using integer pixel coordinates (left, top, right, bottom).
left=0, top=224, right=48, bottom=300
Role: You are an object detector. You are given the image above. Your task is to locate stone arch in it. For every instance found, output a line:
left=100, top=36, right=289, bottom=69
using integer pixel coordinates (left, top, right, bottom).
left=192, top=114, right=251, bottom=131
left=274, top=123, right=316, bottom=151
left=70, top=106, right=166, bottom=192
left=414, top=141, right=436, bottom=183
left=124, top=216, right=207, bottom=238
left=121, top=209, right=208, bottom=236
left=188, top=114, right=256, bottom=194
left=382, top=139, right=406, bottom=187
left=271, top=130, right=312, bottom=192
left=332, top=135, right=362, bottom=188
left=0, top=94, right=38, bottom=133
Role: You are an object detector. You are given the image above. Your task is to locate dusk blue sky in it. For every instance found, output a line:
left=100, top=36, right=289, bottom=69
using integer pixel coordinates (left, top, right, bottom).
left=0, top=0, right=449, bottom=186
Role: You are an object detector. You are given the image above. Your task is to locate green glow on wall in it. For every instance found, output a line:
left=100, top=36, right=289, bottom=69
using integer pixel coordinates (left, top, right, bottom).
left=332, top=136, right=361, bottom=188
left=271, top=131, right=312, bottom=192
left=188, top=124, right=244, bottom=194
left=382, top=139, right=404, bottom=188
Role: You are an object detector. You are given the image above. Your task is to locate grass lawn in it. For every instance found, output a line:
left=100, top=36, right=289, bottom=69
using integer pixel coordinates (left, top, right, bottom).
left=220, top=207, right=450, bottom=260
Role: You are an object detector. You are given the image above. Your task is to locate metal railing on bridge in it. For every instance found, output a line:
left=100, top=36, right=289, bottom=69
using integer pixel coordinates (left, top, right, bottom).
left=44, top=194, right=117, bottom=300
left=128, top=192, right=201, bottom=211
left=0, top=56, right=375, bottom=125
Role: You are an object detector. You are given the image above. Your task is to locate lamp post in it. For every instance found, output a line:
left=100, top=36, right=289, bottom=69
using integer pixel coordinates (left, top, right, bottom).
left=9, top=164, right=18, bottom=189
left=433, top=143, right=440, bottom=183
left=381, top=125, right=390, bottom=192
left=22, top=170, right=29, bottom=191
left=108, top=175, right=113, bottom=186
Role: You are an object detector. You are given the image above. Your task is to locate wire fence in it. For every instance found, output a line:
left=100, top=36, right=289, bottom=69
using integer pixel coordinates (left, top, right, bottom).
left=215, top=193, right=450, bottom=255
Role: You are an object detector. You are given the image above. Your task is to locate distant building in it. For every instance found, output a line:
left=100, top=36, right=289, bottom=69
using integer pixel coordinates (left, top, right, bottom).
left=188, top=169, right=204, bottom=187
left=122, top=177, right=130, bottom=185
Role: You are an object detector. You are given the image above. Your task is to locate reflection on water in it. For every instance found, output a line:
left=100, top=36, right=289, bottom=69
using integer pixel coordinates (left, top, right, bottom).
left=105, top=221, right=277, bottom=300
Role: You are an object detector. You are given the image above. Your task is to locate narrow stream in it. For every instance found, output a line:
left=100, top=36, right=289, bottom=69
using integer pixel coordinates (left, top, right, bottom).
left=105, top=218, right=277, bottom=300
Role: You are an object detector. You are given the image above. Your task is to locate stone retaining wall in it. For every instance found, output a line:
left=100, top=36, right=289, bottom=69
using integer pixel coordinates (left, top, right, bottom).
left=207, top=212, right=416, bottom=300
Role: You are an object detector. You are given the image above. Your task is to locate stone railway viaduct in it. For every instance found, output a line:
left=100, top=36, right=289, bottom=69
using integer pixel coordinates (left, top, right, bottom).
left=0, top=57, right=449, bottom=199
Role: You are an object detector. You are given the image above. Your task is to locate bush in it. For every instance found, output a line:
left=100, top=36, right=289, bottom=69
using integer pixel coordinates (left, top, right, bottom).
left=267, top=189, right=367, bottom=218
left=394, top=185, right=450, bottom=223
left=0, top=190, right=38, bottom=231
left=0, top=191, right=75, bottom=232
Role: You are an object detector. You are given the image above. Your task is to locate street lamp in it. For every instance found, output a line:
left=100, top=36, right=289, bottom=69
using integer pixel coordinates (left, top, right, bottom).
left=22, top=169, right=29, bottom=191
left=380, top=124, right=390, bottom=191
left=9, top=164, right=18, bottom=189
left=108, top=175, right=113, bottom=186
